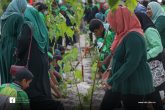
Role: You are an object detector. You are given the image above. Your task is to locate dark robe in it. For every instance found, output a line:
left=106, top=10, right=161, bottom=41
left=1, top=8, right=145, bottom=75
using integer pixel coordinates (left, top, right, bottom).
left=16, top=23, right=64, bottom=110
left=16, top=22, right=51, bottom=100
left=0, top=14, right=24, bottom=84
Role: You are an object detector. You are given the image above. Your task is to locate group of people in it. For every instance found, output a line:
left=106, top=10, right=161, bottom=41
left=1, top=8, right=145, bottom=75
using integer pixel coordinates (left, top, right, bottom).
left=0, top=0, right=66, bottom=110
left=0, top=0, right=165, bottom=110
left=85, top=0, right=165, bottom=110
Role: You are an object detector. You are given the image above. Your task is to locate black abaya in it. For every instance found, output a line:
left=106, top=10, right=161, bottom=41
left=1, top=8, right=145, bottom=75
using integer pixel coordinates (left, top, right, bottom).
left=16, top=22, right=64, bottom=110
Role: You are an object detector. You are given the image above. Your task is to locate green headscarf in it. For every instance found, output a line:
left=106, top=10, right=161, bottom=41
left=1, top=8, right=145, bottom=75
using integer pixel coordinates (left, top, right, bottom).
left=148, top=2, right=165, bottom=23
left=24, top=5, right=48, bottom=53
left=1, top=0, right=27, bottom=20
left=60, top=5, right=67, bottom=12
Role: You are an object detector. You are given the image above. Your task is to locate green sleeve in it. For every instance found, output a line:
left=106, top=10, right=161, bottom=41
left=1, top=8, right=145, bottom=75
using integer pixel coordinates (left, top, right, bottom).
left=162, top=6, right=165, bottom=11
left=17, top=91, right=30, bottom=110
left=155, top=16, right=165, bottom=36
left=107, top=34, right=144, bottom=85
left=145, top=28, right=163, bottom=60
left=102, top=31, right=114, bottom=54
left=155, top=16, right=165, bottom=48
left=0, top=84, right=17, bottom=97
left=106, top=31, right=114, bottom=49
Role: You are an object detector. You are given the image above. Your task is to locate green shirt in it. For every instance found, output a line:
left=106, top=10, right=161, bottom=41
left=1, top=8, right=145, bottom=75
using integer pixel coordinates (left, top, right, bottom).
left=162, top=5, right=165, bottom=11
left=144, top=27, right=163, bottom=60
left=108, top=32, right=154, bottom=95
left=97, top=30, right=114, bottom=61
left=105, top=9, right=110, bottom=17
left=0, top=83, right=30, bottom=110
left=155, top=16, right=165, bottom=48
left=96, top=30, right=114, bottom=71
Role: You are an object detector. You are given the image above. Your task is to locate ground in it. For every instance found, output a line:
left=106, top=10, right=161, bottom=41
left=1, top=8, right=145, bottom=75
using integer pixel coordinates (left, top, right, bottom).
left=54, top=34, right=105, bottom=110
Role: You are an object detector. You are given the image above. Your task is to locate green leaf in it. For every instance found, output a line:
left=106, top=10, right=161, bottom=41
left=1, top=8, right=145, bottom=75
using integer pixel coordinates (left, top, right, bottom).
left=65, top=26, right=74, bottom=37
left=71, top=47, right=78, bottom=60
left=63, top=62, right=72, bottom=73
left=58, top=82, right=68, bottom=96
left=108, top=0, right=120, bottom=12
left=91, top=62, right=97, bottom=80
left=108, top=0, right=137, bottom=13
left=125, top=0, right=137, bottom=13
left=74, top=69, right=82, bottom=80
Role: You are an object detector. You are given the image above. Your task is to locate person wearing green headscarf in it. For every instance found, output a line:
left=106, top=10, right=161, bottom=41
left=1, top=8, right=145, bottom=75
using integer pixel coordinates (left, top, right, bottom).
left=0, top=0, right=27, bottom=84
left=147, top=2, right=165, bottom=48
left=16, top=5, right=64, bottom=110
left=33, top=2, right=48, bottom=23
left=24, top=5, right=49, bottom=53
left=60, top=5, right=67, bottom=12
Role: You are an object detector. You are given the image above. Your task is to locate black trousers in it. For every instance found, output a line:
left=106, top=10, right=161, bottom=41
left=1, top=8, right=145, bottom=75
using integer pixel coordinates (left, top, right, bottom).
left=30, top=98, right=64, bottom=110
left=123, top=83, right=165, bottom=110
left=99, top=90, right=122, bottom=110
left=122, top=94, right=148, bottom=110
left=146, top=82, right=165, bottom=110
left=100, top=90, right=164, bottom=110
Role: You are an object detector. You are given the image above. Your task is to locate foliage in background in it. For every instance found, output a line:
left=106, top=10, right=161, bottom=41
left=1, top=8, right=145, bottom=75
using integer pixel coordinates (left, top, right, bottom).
left=91, top=48, right=100, bottom=80
left=0, top=0, right=10, bottom=16
left=45, top=0, right=64, bottom=40
left=108, top=0, right=137, bottom=12
left=58, top=47, right=78, bottom=74
left=45, top=0, right=84, bottom=41
left=125, top=0, right=137, bottom=12
left=108, top=0, right=120, bottom=12
left=65, top=0, right=84, bottom=27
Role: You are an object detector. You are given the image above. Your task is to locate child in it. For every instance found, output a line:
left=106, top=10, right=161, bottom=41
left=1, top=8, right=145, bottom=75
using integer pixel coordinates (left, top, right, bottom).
left=0, top=68, right=33, bottom=110
left=89, top=19, right=114, bottom=73
left=48, top=52, right=62, bottom=98
left=54, top=49, right=63, bottom=73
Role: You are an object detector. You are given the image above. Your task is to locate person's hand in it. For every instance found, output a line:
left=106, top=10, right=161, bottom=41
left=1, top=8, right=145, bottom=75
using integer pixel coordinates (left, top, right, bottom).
left=102, top=82, right=111, bottom=90
left=49, top=69, right=53, bottom=74
left=57, top=92, right=62, bottom=98
left=101, top=70, right=110, bottom=81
